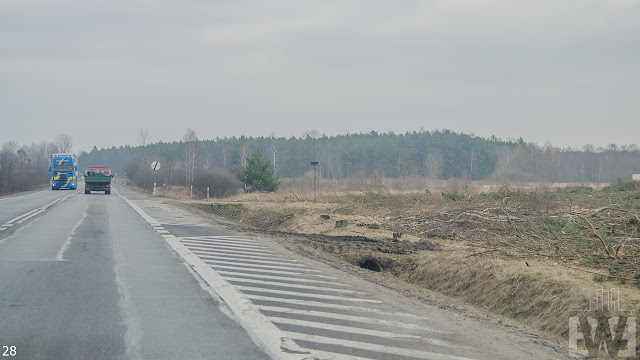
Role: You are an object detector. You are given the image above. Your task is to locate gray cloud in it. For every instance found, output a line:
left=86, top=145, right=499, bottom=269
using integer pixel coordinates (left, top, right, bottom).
left=1, top=0, right=638, bottom=152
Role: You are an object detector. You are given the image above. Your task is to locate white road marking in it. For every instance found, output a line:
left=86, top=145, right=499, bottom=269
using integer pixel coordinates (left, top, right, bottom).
left=3, top=191, right=79, bottom=227
left=247, top=295, right=427, bottom=319
left=270, top=316, right=422, bottom=340
left=286, top=333, right=475, bottom=360
left=0, top=227, right=6, bottom=231
left=217, top=271, right=350, bottom=287
left=56, top=210, right=88, bottom=261
left=306, top=350, right=375, bottom=360
left=188, top=246, right=298, bottom=261
left=181, top=235, right=260, bottom=245
left=196, top=252, right=310, bottom=268
left=185, top=244, right=290, bottom=259
left=257, top=306, right=436, bottom=332
left=115, top=187, right=318, bottom=360
left=156, top=230, right=170, bottom=234
left=6, top=208, right=42, bottom=224
left=16, top=209, right=44, bottom=223
left=181, top=237, right=268, bottom=248
left=224, top=276, right=365, bottom=295
left=210, top=263, right=307, bottom=276
left=236, top=285, right=383, bottom=303
left=180, top=239, right=274, bottom=253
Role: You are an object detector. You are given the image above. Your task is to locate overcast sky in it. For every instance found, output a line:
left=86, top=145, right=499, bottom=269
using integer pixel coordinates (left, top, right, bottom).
left=1, top=0, right=639, bottom=153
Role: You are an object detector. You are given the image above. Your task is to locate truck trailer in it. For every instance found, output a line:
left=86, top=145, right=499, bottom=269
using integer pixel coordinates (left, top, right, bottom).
left=84, top=167, right=112, bottom=194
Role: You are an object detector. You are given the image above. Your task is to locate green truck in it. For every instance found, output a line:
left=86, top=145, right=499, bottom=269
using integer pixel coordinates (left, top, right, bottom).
left=84, top=166, right=112, bottom=195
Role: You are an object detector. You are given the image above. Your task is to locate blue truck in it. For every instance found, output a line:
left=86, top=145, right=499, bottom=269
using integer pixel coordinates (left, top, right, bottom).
left=49, top=154, right=78, bottom=190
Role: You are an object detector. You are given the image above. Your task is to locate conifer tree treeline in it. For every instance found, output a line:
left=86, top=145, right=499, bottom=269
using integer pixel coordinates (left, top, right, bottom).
left=77, top=130, right=640, bottom=185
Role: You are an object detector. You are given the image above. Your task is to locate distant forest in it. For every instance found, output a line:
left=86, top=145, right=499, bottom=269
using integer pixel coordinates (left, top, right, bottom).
left=2, top=129, right=640, bottom=195
left=76, top=130, right=640, bottom=188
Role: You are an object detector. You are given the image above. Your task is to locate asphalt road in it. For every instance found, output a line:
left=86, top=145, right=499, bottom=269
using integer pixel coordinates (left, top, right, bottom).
left=0, top=185, right=564, bottom=360
left=0, top=185, right=269, bottom=360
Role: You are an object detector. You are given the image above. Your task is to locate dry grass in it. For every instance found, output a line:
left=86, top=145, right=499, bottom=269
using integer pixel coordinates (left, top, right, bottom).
left=179, top=178, right=640, bottom=345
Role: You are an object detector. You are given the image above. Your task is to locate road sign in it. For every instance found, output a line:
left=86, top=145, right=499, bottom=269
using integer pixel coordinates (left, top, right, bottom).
left=151, top=161, right=161, bottom=171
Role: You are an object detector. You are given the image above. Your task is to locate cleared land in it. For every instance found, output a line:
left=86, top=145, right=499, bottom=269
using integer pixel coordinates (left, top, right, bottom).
left=128, top=178, right=640, bottom=347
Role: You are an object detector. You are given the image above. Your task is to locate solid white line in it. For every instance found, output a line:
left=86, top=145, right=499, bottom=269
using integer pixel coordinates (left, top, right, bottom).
left=115, top=188, right=317, bottom=360
left=257, top=306, right=436, bottom=332
left=180, top=239, right=274, bottom=252
left=6, top=208, right=41, bottom=224
left=286, top=333, right=475, bottom=360
left=196, top=252, right=311, bottom=268
left=186, top=244, right=289, bottom=259
left=56, top=210, right=88, bottom=261
left=16, top=209, right=44, bottom=223
left=217, top=271, right=350, bottom=287
left=247, top=295, right=426, bottom=319
left=236, top=285, right=383, bottom=303
left=224, top=276, right=364, bottom=294
left=270, top=316, right=421, bottom=340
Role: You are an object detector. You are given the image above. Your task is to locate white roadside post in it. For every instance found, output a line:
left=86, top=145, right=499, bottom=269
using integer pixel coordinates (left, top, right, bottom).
left=207, top=186, right=210, bottom=201
left=190, top=185, right=193, bottom=199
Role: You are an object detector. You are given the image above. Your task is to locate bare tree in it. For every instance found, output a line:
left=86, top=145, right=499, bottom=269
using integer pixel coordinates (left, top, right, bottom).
left=139, top=128, right=150, bottom=189
left=53, top=134, right=73, bottom=153
left=238, top=137, right=250, bottom=170
left=182, top=129, right=200, bottom=189
left=267, top=133, right=280, bottom=176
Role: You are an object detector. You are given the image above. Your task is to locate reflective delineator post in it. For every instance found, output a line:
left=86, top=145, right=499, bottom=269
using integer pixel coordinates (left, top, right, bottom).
left=153, top=182, right=156, bottom=195
left=190, top=185, right=193, bottom=199
left=207, top=187, right=210, bottom=201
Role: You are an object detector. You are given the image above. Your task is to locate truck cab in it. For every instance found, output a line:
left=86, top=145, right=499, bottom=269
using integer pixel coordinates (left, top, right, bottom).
left=50, top=154, right=78, bottom=190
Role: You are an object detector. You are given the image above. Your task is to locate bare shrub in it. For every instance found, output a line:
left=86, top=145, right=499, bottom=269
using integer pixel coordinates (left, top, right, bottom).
left=193, top=171, right=241, bottom=199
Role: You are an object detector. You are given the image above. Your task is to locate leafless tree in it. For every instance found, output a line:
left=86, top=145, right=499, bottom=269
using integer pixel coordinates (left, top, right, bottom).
left=182, top=129, right=200, bottom=189
left=53, top=134, right=73, bottom=153
left=267, top=133, right=280, bottom=175
left=238, top=137, right=250, bottom=170
left=139, top=128, right=150, bottom=189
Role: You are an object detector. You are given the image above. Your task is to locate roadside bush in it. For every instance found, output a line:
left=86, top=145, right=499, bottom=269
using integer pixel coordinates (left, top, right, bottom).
left=193, top=171, right=241, bottom=198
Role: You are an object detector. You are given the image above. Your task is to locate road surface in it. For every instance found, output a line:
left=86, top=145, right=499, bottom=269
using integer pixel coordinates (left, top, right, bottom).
left=0, top=185, right=564, bottom=360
